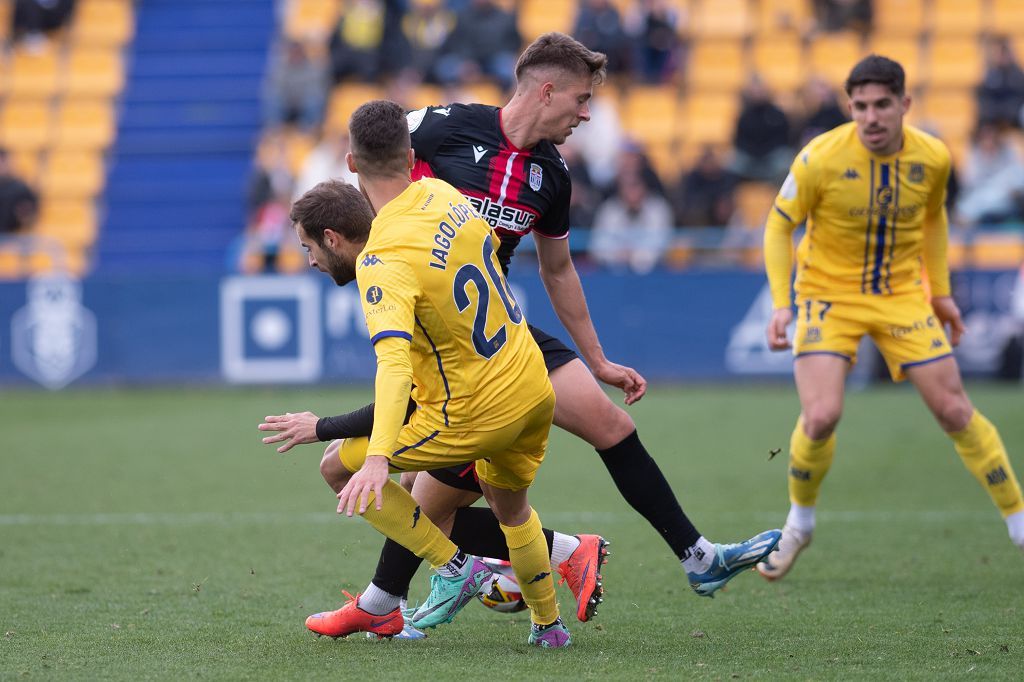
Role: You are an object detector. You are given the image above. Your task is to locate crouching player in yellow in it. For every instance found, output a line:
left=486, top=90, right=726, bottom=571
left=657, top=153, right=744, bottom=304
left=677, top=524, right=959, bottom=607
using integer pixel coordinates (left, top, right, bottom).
left=758, top=55, right=1024, bottom=581
left=288, top=100, right=569, bottom=647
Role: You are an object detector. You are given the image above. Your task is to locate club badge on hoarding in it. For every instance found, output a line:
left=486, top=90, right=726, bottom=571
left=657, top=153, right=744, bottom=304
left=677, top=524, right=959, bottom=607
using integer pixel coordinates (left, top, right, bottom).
left=11, top=277, right=97, bottom=389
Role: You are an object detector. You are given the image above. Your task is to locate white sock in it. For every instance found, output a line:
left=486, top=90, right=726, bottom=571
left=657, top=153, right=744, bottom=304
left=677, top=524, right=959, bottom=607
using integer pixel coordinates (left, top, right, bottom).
left=786, top=503, right=816, bottom=534
left=680, top=536, right=716, bottom=574
left=435, top=549, right=471, bottom=578
left=1006, top=510, right=1024, bottom=549
left=549, top=532, right=581, bottom=567
left=358, top=582, right=402, bottom=616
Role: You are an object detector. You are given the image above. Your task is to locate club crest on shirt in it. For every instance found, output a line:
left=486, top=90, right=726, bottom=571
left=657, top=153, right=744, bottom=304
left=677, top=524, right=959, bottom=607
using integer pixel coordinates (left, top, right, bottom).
left=529, top=163, right=543, bottom=191
left=908, top=163, right=925, bottom=183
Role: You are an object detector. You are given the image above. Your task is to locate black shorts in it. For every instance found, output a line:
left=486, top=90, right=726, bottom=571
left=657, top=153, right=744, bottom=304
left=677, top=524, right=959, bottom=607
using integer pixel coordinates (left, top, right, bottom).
left=425, top=324, right=577, bottom=493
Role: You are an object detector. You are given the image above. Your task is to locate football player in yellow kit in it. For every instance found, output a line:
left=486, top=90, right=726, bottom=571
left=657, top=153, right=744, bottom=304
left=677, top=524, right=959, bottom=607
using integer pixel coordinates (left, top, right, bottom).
left=757, top=55, right=1024, bottom=580
left=288, top=100, right=569, bottom=647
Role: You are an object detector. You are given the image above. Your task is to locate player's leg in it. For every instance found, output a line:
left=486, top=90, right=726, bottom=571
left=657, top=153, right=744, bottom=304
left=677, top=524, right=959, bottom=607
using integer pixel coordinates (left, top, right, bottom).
left=758, top=353, right=848, bottom=581
left=906, top=357, right=1024, bottom=550
left=549, top=357, right=779, bottom=595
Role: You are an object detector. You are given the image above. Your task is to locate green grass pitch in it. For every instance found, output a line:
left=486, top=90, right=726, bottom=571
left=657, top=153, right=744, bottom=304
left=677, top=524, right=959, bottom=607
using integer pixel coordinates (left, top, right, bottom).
left=3, top=384, right=1023, bottom=680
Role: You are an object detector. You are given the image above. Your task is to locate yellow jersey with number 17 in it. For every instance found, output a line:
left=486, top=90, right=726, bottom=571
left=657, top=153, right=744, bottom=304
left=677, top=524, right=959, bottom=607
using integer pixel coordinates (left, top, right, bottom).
left=355, top=177, right=551, bottom=433
left=766, top=122, right=952, bottom=309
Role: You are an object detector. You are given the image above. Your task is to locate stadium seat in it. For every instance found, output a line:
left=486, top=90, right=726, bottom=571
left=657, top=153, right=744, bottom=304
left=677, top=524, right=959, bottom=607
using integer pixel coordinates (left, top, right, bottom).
left=808, top=32, right=863, bottom=89
left=988, top=0, right=1024, bottom=36
left=690, top=0, right=753, bottom=39
left=464, top=82, right=505, bottom=107
left=0, top=101, right=55, bottom=152
left=733, top=181, right=776, bottom=230
left=929, top=0, right=984, bottom=37
left=873, top=0, right=924, bottom=36
left=680, top=92, right=738, bottom=146
left=39, top=151, right=106, bottom=199
left=751, top=37, right=805, bottom=94
left=927, top=38, right=984, bottom=89
left=755, top=0, right=812, bottom=35
left=36, top=200, right=99, bottom=249
left=7, top=45, right=62, bottom=99
left=8, top=150, right=42, bottom=185
left=53, top=100, right=117, bottom=151
left=867, top=36, right=923, bottom=87
left=72, top=0, right=135, bottom=47
left=282, top=129, right=317, bottom=173
left=519, top=0, right=574, bottom=42
left=285, top=0, right=341, bottom=41
left=917, top=89, right=976, bottom=143
left=0, top=2, right=9, bottom=45
left=645, top=143, right=684, bottom=186
left=622, top=85, right=679, bottom=147
left=970, top=232, right=1024, bottom=269
left=406, top=84, right=447, bottom=111
left=686, top=40, right=746, bottom=92
left=63, top=48, right=125, bottom=98
left=325, top=82, right=386, bottom=132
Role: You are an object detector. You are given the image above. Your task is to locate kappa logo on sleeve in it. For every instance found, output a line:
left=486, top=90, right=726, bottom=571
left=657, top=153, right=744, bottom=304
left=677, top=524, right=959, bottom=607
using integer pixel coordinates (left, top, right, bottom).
left=360, top=254, right=385, bottom=268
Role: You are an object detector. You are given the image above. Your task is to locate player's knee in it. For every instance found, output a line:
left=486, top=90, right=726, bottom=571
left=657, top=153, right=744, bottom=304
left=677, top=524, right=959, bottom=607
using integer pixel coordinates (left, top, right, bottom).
left=935, top=398, right=973, bottom=433
left=801, top=406, right=841, bottom=440
left=320, top=440, right=348, bottom=492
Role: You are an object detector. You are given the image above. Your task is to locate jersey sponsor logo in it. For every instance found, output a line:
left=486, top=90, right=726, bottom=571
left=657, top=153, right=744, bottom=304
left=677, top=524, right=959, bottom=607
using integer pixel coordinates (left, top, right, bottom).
left=779, top=172, right=797, bottom=200
left=472, top=145, right=488, bottom=163
left=529, top=163, right=543, bottom=191
left=876, top=186, right=894, bottom=206
left=407, top=107, right=427, bottom=132
left=843, top=168, right=860, bottom=179
left=366, top=286, right=384, bottom=304
left=433, top=107, right=451, bottom=117
left=908, top=163, right=925, bottom=183
left=360, top=254, right=384, bottom=268
left=803, top=326, right=821, bottom=343
left=848, top=203, right=921, bottom=219
left=466, top=195, right=537, bottom=234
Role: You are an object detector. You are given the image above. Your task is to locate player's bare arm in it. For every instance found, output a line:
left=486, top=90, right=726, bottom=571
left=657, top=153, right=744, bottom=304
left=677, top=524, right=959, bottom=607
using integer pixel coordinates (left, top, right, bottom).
left=534, top=234, right=647, bottom=404
left=930, top=296, right=966, bottom=347
left=259, top=411, right=321, bottom=453
left=767, top=307, right=794, bottom=351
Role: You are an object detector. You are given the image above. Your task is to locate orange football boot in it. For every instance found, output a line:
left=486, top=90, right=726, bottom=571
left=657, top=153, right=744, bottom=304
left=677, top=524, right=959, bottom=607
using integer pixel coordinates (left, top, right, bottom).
left=305, top=590, right=404, bottom=639
left=556, top=534, right=609, bottom=622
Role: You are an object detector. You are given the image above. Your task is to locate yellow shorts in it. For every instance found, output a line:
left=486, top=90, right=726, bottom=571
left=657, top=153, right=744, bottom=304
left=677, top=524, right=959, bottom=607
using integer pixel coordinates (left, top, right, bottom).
left=336, top=389, right=555, bottom=491
left=793, top=292, right=953, bottom=381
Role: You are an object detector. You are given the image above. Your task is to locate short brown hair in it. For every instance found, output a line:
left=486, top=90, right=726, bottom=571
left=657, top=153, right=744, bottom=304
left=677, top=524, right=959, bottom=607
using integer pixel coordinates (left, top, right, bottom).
left=845, top=55, right=906, bottom=96
left=348, top=99, right=410, bottom=177
left=289, top=179, right=374, bottom=246
left=514, top=32, right=607, bottom=86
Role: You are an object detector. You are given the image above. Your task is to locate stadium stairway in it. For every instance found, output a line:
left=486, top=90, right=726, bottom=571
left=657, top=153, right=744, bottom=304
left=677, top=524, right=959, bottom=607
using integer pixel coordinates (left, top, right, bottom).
left=96, top=0, right=276, bottom=273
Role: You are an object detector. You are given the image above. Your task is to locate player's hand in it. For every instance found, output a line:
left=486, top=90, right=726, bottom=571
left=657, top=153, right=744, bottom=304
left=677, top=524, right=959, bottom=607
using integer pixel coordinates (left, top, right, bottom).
left=931, top=296, right=966, bottom=347
left=337, top=455, right=388, bottom=516
left=592, top=360, right=648, bottom=405
left=766, top=307, right=794, bottom=351
left=259, top=411, right=320, bottom=453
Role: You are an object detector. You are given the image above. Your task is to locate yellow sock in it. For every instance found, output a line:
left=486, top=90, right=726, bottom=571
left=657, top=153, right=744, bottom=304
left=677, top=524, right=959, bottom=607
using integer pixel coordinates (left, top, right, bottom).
left=360, top=479, right=459, bottom=568
left=500, top=508, right=559, bottom=626
left=948, top=411, right=1024, bottom=518
left=788, top=417, right=836, bottom=507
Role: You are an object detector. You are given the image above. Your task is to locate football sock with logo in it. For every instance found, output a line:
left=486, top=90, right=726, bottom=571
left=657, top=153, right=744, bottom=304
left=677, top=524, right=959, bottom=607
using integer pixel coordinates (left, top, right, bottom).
left=435, top=549, right=471, bottom=579
left=788, top=417, right=836, bottom=509
left=359, top=480, right=459, bottom=569
left=596, top=430, right=701, bottom=559
left=449, top=506, right=557, bottom=560
left=357, top=582, right=402, bottom=616
left=500, top=508, right=559, bottom=626
left=948, top=411, right=1024, bottom=518
left=680, top=536, right=716, bottom=574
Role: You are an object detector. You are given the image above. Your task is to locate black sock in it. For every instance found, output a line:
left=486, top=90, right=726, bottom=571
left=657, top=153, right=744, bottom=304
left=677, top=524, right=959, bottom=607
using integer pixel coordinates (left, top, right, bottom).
left=597, top=430, right=701, bottom=558
left=449, top=506, right=555, bottom=560
left=370, top=538, right=425, bottom=597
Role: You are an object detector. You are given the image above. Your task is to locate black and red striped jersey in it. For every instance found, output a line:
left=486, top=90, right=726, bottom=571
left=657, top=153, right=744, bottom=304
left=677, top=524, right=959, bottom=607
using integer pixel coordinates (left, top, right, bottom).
left=406, top=103, right=572, bottom=272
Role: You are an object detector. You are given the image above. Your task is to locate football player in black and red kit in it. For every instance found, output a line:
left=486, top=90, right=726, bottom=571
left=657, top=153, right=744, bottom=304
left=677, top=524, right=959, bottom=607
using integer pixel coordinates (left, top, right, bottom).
left=260, top=32, right=780, bottom=638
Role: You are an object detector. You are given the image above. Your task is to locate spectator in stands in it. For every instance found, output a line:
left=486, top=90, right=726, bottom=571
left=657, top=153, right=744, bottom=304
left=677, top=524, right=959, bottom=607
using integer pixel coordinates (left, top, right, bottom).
left=12, top=0, right=74, bottom=48
left=624, top=0, right=683, bottom=84
left=589, top=173, right=673, bottom=274
left=397, top=0, right=456, bottom=85
left=954, top=122, right=1024, bottom=227
left=977, top=36, right=1024, bottom=130
left=614, top=140, right=666, bottom=200
left=561, top=96, right=624, bottom=191
left=241, top=134, right=295, bottom=273
left=559, top=144, right=599, bottom=232
left=432, top=0, right=520, bottom=91
left=573, top=0, right=633, bottom=76
left=796, top=77, right=849, bottom=147
left=0, top=148, right=39, bottom=236
left=292, top=130, right=359, bottom=203
left=263, top=38, right=328, bottom=132
left=328, top=0, right=406, bottom=84
left=671, top=146, right=737, bottom=228
left=812, top=0, right=871, bottom=34
left=730, top=76, right=793, bottom=183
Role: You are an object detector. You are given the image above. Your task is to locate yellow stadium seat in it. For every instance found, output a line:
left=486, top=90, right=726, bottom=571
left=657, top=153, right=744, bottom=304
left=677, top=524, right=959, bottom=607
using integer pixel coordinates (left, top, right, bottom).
left=970, top=233, right=1024, bottom=269
left=988, top=0, right=1024, bottom=36
left=0, top=2, right=10, bottom=45
left=282, top=129, right=317, bottom=174
left=36, top=200, right=99, bottom=249
left=519, top=0, right=574, bottom=42
left=733, top=181, right=776, bottom=230
left=874, top=0, right=924, bottom=36
left=72, top=0, right=135, bottom=47
left=690, top=0, right=752, bottom=39
left=867, top=36, right=923, bottom=88
left=751, top=37, right=805, bottom=94
left=0, top=49, right=8, bottom=100
left=918, top=89, right=976, bottom=141
left=53, top=100, right=117, bottom=151
left=0, top=101, right=55, bottom=152
left=7, top=45, right=62, bottom=99
left=809, top=32, right=863, bottom=89
left=927, top=38, right=984, bottom=89
left=325, top=82, right=386, bottom=132
left=686, top=40, right=746, bottom=92
left=929, top=0, right=984, bottom=37
left=63, top=48, right=125, bottom=98
left=680, top=92, right=739, bottom=145
left=40, top=151, right=106, bottom=199
left=622, top=85, right=679, bottom=146
left=285, top=0, right=341, bottom=41
left=405, top=84, right=447, bottom=112
left=9, top=151, right=42, bottom=184
left=755, top=0, right=812, bottom=35
left=465, top=82, right=505, bottom=107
